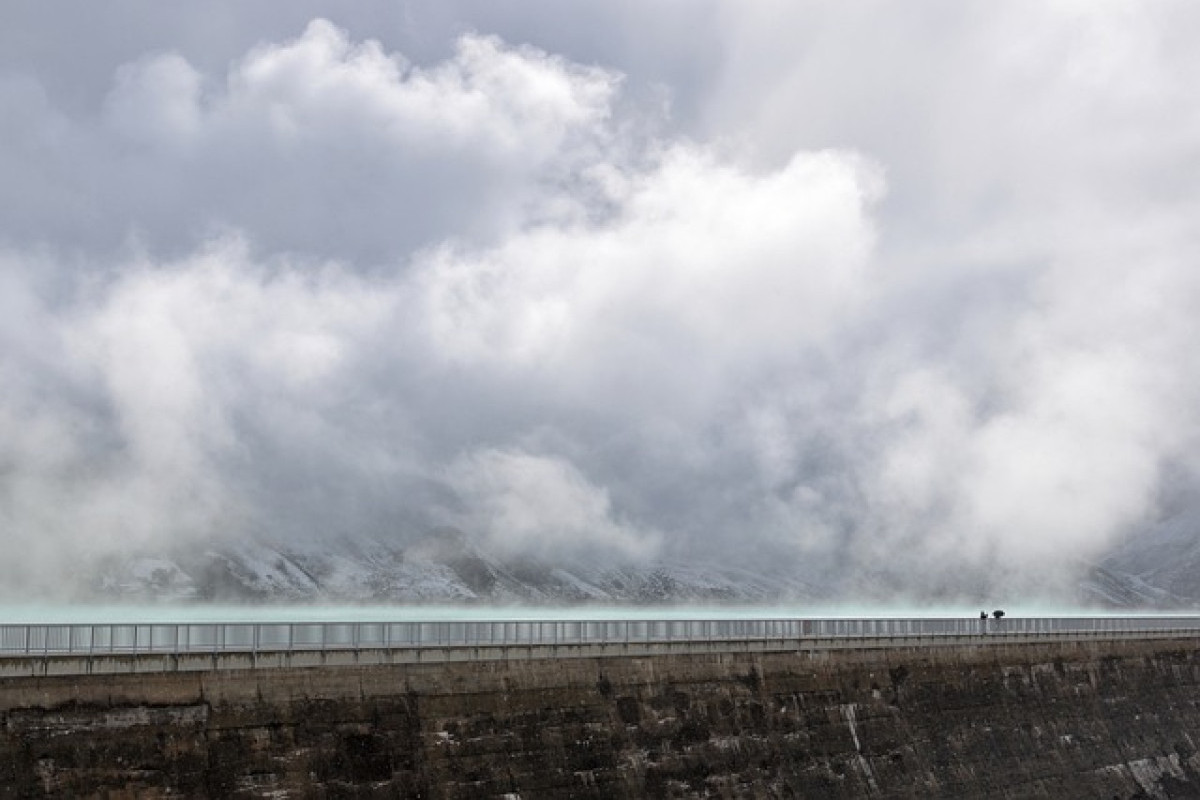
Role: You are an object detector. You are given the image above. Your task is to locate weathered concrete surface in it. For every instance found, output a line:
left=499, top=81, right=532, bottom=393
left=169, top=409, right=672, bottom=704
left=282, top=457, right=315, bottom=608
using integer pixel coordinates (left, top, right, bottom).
left=4, top=638, right=1200, bottom=797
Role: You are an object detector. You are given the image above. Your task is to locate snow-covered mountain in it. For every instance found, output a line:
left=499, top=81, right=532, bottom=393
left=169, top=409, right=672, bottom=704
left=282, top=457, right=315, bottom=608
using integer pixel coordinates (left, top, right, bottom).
left=87, top=529, right=826, bottom=606
left=1096, top=501, right=1200, bottom=606
left=1076, top=565, right=1189, bottom=609
left=82, top=511, right=1200, bottom=610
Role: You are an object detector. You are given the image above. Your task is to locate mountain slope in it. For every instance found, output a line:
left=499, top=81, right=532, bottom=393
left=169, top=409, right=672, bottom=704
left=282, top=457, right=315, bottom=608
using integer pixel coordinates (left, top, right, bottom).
left=1098, top=503, right=1200, bottom=604
left=88, top=530, right=826, bottom=606
left=83, top=517, right=1200, bottom=610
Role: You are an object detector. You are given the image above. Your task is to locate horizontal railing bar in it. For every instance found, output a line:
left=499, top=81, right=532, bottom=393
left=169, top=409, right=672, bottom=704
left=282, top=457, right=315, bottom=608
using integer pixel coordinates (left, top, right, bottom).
left=1, top=616, right=1199, bottom=658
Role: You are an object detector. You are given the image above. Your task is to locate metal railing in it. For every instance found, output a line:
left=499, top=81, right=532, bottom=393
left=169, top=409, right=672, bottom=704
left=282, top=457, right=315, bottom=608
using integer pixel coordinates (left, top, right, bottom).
left=1, top=616, right=1198, bottom=658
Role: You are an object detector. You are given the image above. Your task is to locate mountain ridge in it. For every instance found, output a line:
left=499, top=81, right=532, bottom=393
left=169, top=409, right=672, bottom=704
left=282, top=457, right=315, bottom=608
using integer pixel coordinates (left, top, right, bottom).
left=80, top=523, right=1200, bottom=611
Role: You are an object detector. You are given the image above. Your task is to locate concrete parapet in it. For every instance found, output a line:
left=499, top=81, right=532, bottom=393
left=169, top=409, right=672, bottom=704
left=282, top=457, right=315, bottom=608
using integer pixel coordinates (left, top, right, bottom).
left=1, top=628, right=1195, bottom=679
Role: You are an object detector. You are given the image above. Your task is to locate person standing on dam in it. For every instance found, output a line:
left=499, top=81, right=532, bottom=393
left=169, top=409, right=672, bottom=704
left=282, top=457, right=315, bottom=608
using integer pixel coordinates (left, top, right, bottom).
left=980, top=610, right=988, bottom=634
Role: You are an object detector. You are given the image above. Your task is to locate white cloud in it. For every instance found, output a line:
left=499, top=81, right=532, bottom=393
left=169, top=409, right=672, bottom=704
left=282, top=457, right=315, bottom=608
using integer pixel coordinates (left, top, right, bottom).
left=214, top=20, right=615, bottom=161
left=443, top=448, right=660, bottom=560
left=418, top=146, right=881, bottom=419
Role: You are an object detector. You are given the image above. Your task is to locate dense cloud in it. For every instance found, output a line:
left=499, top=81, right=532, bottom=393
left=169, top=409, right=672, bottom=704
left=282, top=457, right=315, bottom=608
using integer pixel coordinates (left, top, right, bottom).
left=5, top=20, right=622, bottom=260
left=2, top=3, right=1200, bottom=600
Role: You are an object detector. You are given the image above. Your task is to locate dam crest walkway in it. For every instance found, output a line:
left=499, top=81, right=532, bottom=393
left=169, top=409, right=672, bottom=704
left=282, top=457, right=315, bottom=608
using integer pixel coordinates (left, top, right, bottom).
left=2, top=615, right=1198, bottom=677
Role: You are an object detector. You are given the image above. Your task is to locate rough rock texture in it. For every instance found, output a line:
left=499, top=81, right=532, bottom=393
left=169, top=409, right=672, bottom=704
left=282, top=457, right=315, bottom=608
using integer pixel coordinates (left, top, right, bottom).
left=5, top=640, right=1200, bottom=797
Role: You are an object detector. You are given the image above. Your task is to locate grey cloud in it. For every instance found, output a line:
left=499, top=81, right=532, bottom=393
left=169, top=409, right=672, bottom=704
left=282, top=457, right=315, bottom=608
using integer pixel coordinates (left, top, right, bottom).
left=3, top=19, right=625, bottom=261
left=2, top=5, right=1200, bottom=601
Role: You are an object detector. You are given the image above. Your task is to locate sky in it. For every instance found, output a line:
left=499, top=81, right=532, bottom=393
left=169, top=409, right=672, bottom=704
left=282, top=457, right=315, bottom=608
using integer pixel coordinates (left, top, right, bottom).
left=2, top=1, right=1200, bottom=599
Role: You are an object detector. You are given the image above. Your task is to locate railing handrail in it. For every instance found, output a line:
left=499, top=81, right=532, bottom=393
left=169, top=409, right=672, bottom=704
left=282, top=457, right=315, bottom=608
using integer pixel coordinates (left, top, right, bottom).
left=9, top=614, right=1200, bottom=628
left=1, top=615, right=1198, bottom=658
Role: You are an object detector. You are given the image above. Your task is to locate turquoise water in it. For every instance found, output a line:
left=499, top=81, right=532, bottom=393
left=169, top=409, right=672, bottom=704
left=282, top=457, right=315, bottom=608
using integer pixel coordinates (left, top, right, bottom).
left=0, top=602, right=1178, bottom=625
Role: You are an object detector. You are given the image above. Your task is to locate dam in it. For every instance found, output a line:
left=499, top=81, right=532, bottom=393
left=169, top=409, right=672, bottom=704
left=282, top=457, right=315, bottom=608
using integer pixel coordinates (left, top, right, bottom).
left=3, top=614, right=1200, bottom=797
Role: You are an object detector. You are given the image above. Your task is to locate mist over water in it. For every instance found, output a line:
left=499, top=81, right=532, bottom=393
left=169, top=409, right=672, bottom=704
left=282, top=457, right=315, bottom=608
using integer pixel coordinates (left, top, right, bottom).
left=2, top=4, right=1200, bottom=605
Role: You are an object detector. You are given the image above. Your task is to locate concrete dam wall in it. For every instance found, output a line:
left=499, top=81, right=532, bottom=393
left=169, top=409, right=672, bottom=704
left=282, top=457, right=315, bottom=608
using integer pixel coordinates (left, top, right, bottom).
left=4, top=637, right=1200, bottom=798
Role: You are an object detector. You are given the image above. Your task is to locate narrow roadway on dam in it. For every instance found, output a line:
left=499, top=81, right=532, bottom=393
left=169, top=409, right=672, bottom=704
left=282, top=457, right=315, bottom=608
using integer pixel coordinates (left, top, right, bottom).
left=2, top=615, right=1200, bottom=677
